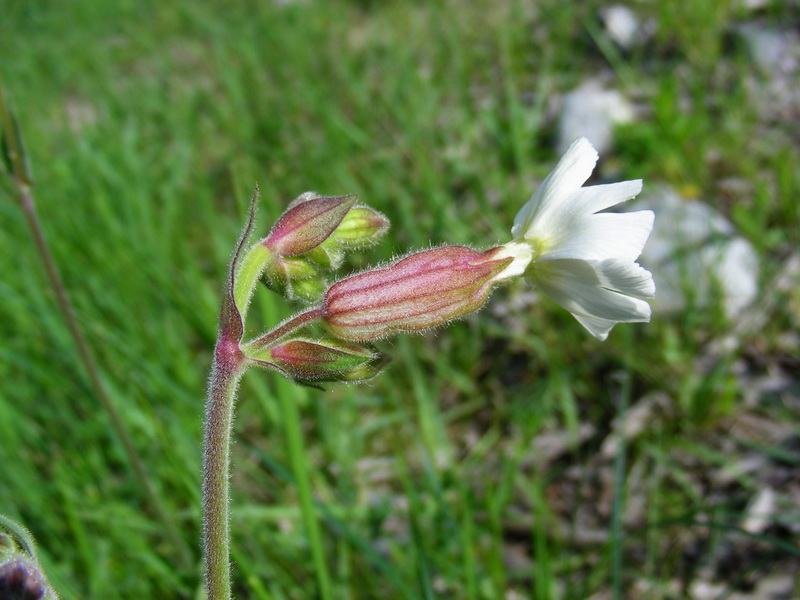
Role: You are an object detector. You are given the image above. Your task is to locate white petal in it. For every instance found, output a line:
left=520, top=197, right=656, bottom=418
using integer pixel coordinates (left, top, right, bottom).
left=595, top=258, right=655, bottom=298
left=491, top=241, right=533, bottom=281
left=542, top=210, right=654, bottom=261
left=511, top=137, right=599, bottom=239
left=572, top=314, right=619, bottom=341
left=567, top=180, right=643, bottom=216
left=531, top=258, right=653, bottom=339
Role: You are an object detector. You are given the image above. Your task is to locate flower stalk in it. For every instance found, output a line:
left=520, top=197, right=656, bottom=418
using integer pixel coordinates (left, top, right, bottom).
left=201, top=137, right=653, bottom=598
left=202, top=340, right=246, bottom=600
left=201, top=191, right=333, bottom=599
left=202, top=306, right=327, bottom=599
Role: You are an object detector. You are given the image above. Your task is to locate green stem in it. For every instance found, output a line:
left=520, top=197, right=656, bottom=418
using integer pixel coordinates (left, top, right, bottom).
left=0, top=87, right=192, bottom=568
left=610, top=373, right=630, bottom=600
left=279, top=389, right=333, bottom=600
left=202, top=340, right=247, bottom=600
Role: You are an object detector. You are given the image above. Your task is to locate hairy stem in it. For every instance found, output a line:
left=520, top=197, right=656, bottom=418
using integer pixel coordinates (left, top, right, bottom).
left=202, top=338, right=246, bottom=600
left=0, top=88, right=191, bottom=568
left=203, top=304, right=324, bottom=598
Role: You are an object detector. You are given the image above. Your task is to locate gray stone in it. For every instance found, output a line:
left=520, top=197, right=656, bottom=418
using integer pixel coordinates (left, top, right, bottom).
left=600, top=5, right=641, bottom=50
left=631, top=186, right=760, bottom=320
left=737, top=24, right=799, bottom=74
left=556, top=79, right=635, bottom=155
left=736, top=24, right=800, bottom=119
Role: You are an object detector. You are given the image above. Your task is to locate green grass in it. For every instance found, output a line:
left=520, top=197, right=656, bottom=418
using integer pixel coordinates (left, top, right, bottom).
left=1, top=0, right=799, bottom=598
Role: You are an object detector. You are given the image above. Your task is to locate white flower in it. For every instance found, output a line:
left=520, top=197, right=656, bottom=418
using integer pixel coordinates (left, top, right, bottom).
left=508, top=137, right=655, bottom=340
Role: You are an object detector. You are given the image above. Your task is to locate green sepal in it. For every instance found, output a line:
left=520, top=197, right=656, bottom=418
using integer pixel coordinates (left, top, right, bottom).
left=303, top=245, right=345, bottom=270
left=261, top=255, right=325, bottom=302
left=289, top=276, right=328, bottom=303
left=281, top=256, right=317, bottom=280
left=234, top=242, right=274, bottom=318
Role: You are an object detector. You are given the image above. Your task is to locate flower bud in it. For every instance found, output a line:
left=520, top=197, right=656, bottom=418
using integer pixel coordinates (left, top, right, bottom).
left=321, top=246, right=514, bottom=341
left=262, top=255, right=322, bottom=300
left=0, top=516, right=57, bottom=600
left=265, top=194, right=357, bottom=256
left=324, top=206, right=389, bottom=248
left=252, top=338, right=386, bottom=382
left=0, top=557, right=48, bottom=600
left=337, top=353, right=390, bottom=382
left=278, top=256, right=317, bottom=280
left=286, top=191, right=323, bottom=208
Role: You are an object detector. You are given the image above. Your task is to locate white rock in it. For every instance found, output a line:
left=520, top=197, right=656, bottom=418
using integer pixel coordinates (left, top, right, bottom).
left=704, top=237, right=760, bottom=319
left=556, top=79, right=635, bottom=155
left=690, top=581, right=727, bottom=600
left=631, top=186, right=760, bottom=320
left=741, top=487, right=776, bottom=534
left=600, top=5, right=640, bottom=49
left=736, top=24, right=800, bottom=118
left=737, top=24, right=800, bottom=74
left=736, top=0, right=771, bottom=10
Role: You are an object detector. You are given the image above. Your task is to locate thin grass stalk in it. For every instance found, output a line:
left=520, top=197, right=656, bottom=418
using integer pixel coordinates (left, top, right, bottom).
left=280, top=388, right=334, bottom=600
left=0, top=87, right=192, bottom=569
left=610, top=372, right=631, bottom=599
left=457, top=481, right=478, bottom=600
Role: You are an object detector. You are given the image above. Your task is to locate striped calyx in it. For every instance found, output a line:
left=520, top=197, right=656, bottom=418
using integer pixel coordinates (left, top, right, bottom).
left=321, top=245, right=514, bottom=341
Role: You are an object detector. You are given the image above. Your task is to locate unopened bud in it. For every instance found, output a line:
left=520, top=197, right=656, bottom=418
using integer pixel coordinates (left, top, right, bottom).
left=325, top=206, right=389, bottom=248
left=321, top=246, right=514, bottom=341
left=265, top=194, right=357, bottom=256
left=252, top=338, right=385, bottom=382
left=262, top=255, right=323, bottom=301
left=338, top=353, right=390, bottom=382
left=279, top=256, right=317, bottom=280
left=287, top=191, right=323, bottom=208
left=0, top=557, right=48, bottom=600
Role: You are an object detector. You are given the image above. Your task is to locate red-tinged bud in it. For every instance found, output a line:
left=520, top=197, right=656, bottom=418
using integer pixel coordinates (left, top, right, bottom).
left=321, top=246, right=514, bottom=341
left=252, top=338, right=386, bottom=382
left=286, top=191, right=323, bottom=208
left=265, top=194, right=357, bottom=256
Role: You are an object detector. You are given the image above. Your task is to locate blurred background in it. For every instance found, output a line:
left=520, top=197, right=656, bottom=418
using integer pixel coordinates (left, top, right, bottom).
left=1, top=0, right=798, bottom=598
